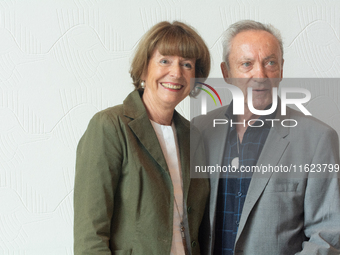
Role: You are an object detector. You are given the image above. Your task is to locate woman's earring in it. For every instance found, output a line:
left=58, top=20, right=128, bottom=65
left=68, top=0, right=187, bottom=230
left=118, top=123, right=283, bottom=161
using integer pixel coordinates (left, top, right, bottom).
left=141, top=81, right=145, bottom=89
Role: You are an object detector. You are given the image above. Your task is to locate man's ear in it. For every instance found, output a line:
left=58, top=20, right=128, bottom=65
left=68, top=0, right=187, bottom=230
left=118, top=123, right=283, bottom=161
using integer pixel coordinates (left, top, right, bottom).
left=221, top=62, right=230, bottom=82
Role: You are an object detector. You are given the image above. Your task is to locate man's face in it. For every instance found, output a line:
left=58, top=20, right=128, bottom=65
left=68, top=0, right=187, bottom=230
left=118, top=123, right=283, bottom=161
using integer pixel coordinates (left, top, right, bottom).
left=221, top=30, right=284, bottom=111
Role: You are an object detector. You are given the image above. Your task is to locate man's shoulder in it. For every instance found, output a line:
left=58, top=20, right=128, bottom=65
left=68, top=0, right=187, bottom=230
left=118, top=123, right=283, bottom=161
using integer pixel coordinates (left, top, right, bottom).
left=191, top=105, right=229, bottom=132
left=287, top=107, right=336, bottom=133
left=283, top=107, right=340, bottom=151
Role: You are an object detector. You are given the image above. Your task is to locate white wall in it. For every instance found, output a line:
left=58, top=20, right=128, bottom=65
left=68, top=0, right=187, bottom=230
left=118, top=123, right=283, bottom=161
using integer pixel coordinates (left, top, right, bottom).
left=1, top=0, right=339, bottom=254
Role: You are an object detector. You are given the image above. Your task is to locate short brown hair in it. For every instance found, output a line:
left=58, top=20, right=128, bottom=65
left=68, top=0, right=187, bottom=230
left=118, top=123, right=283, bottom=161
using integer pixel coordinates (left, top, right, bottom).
left=130, top=21, right=210, bottom=91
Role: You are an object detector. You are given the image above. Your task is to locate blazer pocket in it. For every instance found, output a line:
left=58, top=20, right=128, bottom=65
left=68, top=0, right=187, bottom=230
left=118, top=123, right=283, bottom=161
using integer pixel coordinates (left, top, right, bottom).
left=264, top=181, right=299, bottom=192
left=112, top=249, right=132, bottom=255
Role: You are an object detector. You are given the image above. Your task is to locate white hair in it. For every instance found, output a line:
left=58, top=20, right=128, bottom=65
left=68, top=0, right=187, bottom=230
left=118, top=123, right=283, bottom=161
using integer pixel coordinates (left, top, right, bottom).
left=222, top=20, right=284, bottom=68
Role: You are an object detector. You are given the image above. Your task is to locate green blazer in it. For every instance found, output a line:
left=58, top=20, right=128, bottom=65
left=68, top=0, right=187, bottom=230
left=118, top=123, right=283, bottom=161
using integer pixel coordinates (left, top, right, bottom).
left=74, top=90, right=209, bottom=255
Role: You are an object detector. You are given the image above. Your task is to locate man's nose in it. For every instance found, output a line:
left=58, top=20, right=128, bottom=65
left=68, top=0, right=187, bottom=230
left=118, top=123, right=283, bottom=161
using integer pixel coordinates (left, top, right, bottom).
left=252, top=64, right=267, bottom=82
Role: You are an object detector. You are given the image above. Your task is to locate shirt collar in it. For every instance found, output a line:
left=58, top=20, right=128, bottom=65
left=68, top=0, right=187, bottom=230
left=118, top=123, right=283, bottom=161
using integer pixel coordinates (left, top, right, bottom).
left=225, top=100, right=278, bottom=129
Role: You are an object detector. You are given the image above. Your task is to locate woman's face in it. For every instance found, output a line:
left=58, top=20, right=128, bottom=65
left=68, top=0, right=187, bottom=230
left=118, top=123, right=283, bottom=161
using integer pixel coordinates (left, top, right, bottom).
left=142, top=49, right=196, bottom=110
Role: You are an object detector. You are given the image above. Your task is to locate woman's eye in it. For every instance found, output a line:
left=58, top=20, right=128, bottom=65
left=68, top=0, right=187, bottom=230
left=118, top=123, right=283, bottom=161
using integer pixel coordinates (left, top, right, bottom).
left=183, top=63, right=193, bottom=69
left=160, top=59, right=169, bottom=64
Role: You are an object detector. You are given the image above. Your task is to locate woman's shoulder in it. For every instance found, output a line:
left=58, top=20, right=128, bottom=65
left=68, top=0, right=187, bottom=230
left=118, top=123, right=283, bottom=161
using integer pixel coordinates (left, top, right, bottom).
left=82, top=105, right=131, bottom=140
left=87, top=104, right=124, bottom=127
left=95, top=104, right=125, bottom=120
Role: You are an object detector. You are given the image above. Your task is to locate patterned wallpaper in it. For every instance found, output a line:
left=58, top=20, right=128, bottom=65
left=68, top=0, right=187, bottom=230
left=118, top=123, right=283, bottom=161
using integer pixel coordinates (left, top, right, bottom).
left=0, top=0, right=339, bottom=254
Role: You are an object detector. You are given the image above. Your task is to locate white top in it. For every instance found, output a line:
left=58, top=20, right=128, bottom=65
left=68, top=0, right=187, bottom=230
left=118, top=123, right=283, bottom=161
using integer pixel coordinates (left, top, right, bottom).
left=150, top=120, right=185, bottom=255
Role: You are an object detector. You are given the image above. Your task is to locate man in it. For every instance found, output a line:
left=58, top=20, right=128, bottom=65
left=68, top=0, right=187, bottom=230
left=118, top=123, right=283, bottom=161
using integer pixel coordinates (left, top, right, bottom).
left=192, top=20, right=340, bottom=255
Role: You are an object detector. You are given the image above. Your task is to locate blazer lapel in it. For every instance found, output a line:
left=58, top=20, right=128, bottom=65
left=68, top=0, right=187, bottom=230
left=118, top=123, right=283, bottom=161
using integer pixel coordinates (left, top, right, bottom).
left=208, top=122, right=229, bottom=171
left=173, top=112, right=191, bottom=201
left=124, top=91, right=169, bottom=172
left=235, top=107, right=291, bottom=244
left=207, top=110, right=230, bottom=233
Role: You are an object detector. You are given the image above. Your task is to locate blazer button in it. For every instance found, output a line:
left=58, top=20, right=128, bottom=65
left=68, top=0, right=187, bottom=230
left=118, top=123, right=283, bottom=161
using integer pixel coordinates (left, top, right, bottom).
left=191, top=241, right=197, bottom=248
left=187, top=206, right=192, bottom=214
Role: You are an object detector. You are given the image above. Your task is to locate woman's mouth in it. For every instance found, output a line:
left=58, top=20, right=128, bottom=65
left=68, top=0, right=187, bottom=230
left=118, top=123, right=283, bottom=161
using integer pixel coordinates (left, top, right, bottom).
left=160, top=83, right=183, bottom=90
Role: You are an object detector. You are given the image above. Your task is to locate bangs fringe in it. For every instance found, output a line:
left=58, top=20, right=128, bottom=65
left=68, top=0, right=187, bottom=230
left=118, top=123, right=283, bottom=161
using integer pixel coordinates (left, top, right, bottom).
left=155, top=28, right=202, bottom=59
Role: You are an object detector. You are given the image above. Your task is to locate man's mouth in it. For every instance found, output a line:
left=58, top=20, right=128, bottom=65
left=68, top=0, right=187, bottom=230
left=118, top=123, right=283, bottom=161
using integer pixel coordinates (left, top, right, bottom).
left=160, top=83, right=183, bottom=90
left=253, top=89, right=268, bottom=92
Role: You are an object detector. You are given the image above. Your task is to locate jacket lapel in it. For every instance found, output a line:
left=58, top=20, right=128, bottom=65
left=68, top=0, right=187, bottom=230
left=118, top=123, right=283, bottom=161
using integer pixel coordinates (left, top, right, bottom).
left=124, top=91, right=169, bottom=172
left=208, top=109, right=230, bottom=232
left=173, top=112, right=191, bottom=201
left=235, top=106, right=291, bottom=244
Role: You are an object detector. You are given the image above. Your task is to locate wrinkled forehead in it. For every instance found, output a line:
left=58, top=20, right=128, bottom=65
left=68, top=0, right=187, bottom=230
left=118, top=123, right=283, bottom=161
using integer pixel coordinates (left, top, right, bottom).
left=230, top=30, right=282, bottom=58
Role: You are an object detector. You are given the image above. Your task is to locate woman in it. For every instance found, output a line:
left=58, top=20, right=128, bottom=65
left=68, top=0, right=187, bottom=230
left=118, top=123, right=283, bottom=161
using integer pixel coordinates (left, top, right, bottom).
left=74, top=21, right=210, bottom=255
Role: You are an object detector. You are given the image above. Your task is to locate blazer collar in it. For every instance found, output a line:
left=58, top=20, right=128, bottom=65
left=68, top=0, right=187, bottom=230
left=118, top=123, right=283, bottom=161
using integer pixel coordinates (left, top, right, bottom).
left=124, top=90, right=169, bottom=172
left=123, top=89, right=147, bottom=119
left=124, top=90, right=191, bottom=199
left=235, top=100, right=291, bottom=245
left=206, top=106, right=230, bottom=237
